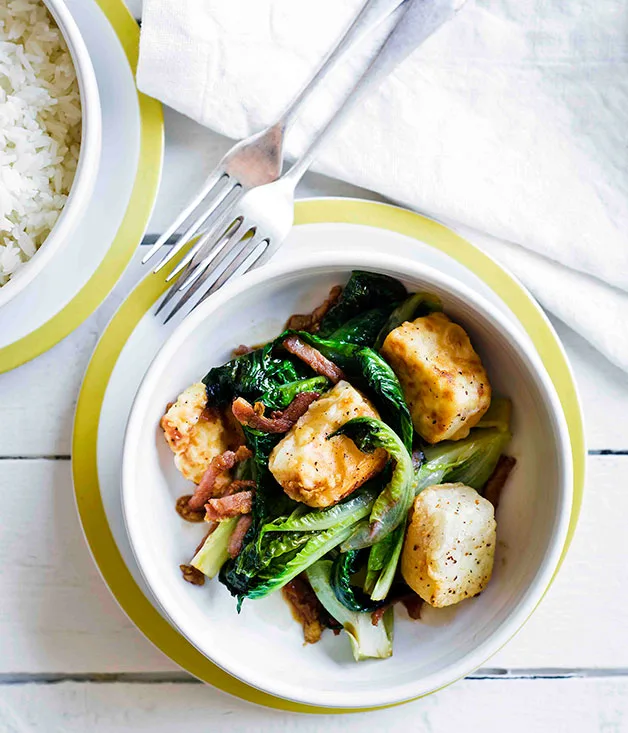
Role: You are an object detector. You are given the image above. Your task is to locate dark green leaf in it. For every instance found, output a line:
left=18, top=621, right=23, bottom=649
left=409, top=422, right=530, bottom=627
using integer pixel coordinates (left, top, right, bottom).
left=240, top=521, right=357, bottom=600
left=318, top=271, right=407, bottom=337
left=329, top=307, right=393, bottom=346
left=260, top=376, right=329, bottom=411
left=331, top=550, right=386, bottom=612
left=290, top=332, right=413, bottom=450
left=203, top=343, right=301, bottom=407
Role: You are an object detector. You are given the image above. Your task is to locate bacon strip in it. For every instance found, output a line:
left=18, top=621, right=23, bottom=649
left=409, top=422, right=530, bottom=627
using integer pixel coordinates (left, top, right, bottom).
left=189, top=480, right=256, bottom=543
left=227, top=514, right=253, bottom=558
left=205, top=490, right=254, bottom=521
left=231, top=392, right=320, bottom=433
left=484, top=455, right=517, bottom=510
left=285, top=285, right=342, bottom=333
left=188, top=445, right=252, bottom=511
left=282, top=335, right=345, bottom=384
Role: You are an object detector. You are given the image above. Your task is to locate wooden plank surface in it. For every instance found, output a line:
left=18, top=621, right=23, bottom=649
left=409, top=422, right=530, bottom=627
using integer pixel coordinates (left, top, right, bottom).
left=0, top=455, right=623, bottom=674
left=0, top=678, right=625, bottom=732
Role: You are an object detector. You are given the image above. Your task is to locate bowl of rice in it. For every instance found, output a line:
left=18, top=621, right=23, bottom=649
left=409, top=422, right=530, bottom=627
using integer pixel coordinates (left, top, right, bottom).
left=0, top=0, right=101, bottom=308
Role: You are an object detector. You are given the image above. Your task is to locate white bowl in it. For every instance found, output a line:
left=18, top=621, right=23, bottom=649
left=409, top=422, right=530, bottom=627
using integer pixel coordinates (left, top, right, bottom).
left=122, top=252, right=573, bottom=709
left=0, top=0, right=102, bottom=309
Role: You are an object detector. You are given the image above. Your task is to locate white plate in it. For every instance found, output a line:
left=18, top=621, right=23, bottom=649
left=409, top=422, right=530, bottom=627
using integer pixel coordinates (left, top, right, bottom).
left=0, top=0, right=162, bottom=365
left=73, top=202, right=584, bottom=712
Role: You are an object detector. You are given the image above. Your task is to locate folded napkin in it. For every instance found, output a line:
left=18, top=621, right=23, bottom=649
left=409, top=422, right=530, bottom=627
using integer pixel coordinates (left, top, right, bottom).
left=138, top=0, right=628, bottom=372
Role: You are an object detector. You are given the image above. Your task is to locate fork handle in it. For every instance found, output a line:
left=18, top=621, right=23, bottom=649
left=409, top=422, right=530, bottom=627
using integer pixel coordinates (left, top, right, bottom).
left=284, top=0, right=466, bottom=187
left=279, top=0, right=409, bottom=132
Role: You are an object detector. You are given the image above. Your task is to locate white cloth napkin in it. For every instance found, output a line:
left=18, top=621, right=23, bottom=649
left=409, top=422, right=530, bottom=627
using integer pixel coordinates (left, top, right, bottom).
left=137, top=0, right=628, bottom=372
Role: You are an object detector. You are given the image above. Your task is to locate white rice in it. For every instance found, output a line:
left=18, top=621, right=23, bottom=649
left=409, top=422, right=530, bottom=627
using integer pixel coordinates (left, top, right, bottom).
left=0, top=0, right=81, bottom=285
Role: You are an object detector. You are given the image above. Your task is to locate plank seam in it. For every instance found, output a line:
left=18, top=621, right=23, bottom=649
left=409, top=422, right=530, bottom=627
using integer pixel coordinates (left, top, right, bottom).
left=0, top=455, right=71, bottom=461
left=1, top=670, right=627, bottom=685
left=587, top=449, right=628, bottom=455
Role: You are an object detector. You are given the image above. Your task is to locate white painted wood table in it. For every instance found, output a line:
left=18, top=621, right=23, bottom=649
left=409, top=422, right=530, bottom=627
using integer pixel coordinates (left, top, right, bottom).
left=1, top=4, right=628, bottom=731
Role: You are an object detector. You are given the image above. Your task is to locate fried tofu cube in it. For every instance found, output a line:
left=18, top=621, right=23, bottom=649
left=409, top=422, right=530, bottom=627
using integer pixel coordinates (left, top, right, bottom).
left=401, top=483, right=496, bottom=607
left=381, top=312, right=491, bottom=443
left=268, top=380, right=388, bottom=508
left=161, top=382, right=232, bottom=484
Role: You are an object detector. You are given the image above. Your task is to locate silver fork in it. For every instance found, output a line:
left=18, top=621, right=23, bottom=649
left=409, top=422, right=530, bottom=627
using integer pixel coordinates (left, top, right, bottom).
left=142, top=0, right=408, bottom=278
left=160, top=0, right=466, bottom=323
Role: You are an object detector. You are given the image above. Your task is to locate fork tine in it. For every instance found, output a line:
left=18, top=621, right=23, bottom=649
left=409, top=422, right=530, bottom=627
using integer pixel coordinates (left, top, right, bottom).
left=151, top=176, right=234, bottom=273
left=141, top=169, right=225, bottom=265
left=175, top=219, right=242, bottom=294
left=162, top=220, right=250, bottom=324
left=155, top=182, right=242, bottom=275
left=154, top=222, right=237, bottom=316
left=154, top=257, right=196, bottom=316
left=203, top=233, right=268, bottom=299
left=247, top=233, right=284, bottom=270
left=187, top=220, right=257, bottom=294
left=164, top=188, right=245, bottom=283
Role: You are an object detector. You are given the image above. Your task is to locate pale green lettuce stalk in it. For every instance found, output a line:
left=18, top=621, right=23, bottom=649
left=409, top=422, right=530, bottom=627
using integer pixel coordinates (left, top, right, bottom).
left=307, top=560, right=393, bottom=661
left=191, top=517, right=238, bottom=578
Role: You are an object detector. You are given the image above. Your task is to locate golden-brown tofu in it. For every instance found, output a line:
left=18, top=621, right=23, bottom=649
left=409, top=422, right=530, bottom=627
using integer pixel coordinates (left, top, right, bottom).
left=381, top=312, right=491, bottom=443
left=401, top=483, right=496, bottom=607
left=161, top=382, right=231, bottom=484
left=268, top=380, right=388, bottom=508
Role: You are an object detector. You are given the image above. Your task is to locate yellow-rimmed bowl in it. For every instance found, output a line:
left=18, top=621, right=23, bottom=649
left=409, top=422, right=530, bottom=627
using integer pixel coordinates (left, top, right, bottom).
left=122, top=250, right=573, bottom=709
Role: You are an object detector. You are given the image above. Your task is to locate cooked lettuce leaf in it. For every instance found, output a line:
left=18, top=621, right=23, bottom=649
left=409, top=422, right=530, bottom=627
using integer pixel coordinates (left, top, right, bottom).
left=219, top=496, right=365, bottom=603
left=364, top=531, right=395, bottom=596
left=262, top=485, right=378, bottom=533
left=236, top=522, right=357, bottom=600
left=307, top=560, right=394, bottom=661
left=330, top=550, right=385, bottom=613
left=203, top=342, right=301, bottom=407
left=260, top=376, right=329, bottom=411
left=318, top=271, right=407, bottom=337
left=368, top=523, right=405, bottom=601
left=334, top=417, right=414, bottom=550
left=416, top=427, right=512, bottom=493
left=329, top=307, right=393, bottom=346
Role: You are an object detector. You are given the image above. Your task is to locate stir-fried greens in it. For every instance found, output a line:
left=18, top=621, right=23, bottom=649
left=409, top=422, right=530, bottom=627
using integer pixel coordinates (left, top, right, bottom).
left=161, top=270, right=516, bottom=661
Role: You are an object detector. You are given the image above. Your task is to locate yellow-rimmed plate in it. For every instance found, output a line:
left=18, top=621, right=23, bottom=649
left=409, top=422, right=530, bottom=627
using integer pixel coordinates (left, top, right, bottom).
left=73, top=199, right=584, bottom=713
left=0, top=0, right=163, bottom=374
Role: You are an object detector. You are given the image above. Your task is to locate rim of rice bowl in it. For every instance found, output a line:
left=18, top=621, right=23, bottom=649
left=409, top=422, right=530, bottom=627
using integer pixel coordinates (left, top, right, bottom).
left=0, top=0, right=101, bottom=309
